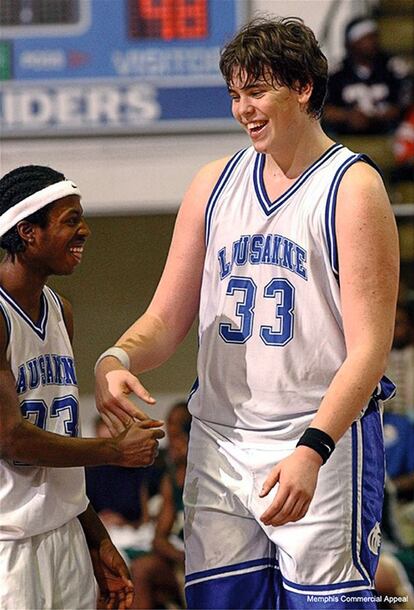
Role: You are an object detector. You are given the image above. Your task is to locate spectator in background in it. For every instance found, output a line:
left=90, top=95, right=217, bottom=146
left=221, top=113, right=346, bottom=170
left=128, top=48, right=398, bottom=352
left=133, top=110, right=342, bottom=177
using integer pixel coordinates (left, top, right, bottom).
left=376, top=481, right=414, bottom=609
left=131, top=401, right=191, bottom=610
left=324, top=16, right=410, bottom=135
left=86, top=417, right=155, bottom=564
left=383, top=412, right=414, bottom=503
left=385, top=303, right=414, bottom=421
left=393, top=102, right=414, bottom=181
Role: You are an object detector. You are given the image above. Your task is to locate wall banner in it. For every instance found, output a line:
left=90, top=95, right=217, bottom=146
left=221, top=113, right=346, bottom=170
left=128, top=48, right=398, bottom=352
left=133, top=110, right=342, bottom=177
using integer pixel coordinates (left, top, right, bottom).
left=0, top=0, right=247, bottom=137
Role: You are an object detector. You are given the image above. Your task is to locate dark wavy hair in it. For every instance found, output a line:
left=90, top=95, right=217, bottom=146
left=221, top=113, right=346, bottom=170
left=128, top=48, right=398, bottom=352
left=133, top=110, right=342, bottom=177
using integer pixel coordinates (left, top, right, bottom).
left=219, top=17, right=328, bottom=119
left=0, top=165, right=65, bottom=256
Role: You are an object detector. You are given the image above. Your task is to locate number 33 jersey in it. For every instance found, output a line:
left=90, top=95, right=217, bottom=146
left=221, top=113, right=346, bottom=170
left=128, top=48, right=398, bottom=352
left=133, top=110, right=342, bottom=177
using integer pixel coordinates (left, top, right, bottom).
left=0, top=285, right=88, bottom=540
left=189, top=144, right=375, bottom=431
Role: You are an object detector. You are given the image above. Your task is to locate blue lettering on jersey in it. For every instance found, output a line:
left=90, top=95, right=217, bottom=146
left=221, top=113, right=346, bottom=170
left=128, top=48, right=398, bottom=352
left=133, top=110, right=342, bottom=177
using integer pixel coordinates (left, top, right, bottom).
left=218, top=234, right=308, bottom=280
left=15, top=354, right=78, bottom=395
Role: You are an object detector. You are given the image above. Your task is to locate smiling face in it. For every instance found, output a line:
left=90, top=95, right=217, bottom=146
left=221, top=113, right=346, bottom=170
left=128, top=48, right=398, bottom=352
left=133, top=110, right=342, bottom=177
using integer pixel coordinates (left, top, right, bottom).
left=229, top=72, right=312, bottom=154
left=24, top=195, right=90, bottom=276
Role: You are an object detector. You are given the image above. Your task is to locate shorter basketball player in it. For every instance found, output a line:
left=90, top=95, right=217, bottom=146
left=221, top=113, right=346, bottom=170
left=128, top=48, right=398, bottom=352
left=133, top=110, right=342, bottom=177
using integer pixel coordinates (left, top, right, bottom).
left=0, top=165, right=165, bottom=609
left=95, top=17, right=399, bottom=610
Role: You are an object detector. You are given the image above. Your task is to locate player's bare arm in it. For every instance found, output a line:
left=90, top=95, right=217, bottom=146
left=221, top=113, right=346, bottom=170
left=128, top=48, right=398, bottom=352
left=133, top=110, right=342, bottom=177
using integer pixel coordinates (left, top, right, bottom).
left=78, top=503, right=134, bottom=609
left=0, top=313, right=164, bottom=467
left=95, top=156, right=231, bottom=429
left=260, top=161, right=399, bottom=527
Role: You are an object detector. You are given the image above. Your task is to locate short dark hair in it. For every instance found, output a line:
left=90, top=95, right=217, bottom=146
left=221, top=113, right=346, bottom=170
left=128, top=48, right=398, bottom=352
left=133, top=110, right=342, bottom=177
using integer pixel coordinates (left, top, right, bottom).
left=219, top=17, right=328, bottom=119
left=0, top=165, right=65, bottom=256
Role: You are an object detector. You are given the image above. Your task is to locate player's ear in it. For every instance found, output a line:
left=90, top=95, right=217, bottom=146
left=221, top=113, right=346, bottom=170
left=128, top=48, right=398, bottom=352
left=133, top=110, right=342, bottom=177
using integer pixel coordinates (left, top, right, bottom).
left=297, top=82, right=313, bottom=106
left=16, top=221, right=36, bottom=246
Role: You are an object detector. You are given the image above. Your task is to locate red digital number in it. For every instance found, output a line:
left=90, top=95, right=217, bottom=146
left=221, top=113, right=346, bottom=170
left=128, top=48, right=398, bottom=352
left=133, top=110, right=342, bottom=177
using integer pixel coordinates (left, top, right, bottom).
left=134, top=0, right=208, bottom=40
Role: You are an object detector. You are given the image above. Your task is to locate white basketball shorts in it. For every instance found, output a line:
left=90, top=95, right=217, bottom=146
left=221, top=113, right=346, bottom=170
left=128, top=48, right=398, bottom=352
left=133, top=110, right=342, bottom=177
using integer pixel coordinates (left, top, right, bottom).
left=0, top=516, right=96, bottom=609
left=184, top=402, right=384, bottom=609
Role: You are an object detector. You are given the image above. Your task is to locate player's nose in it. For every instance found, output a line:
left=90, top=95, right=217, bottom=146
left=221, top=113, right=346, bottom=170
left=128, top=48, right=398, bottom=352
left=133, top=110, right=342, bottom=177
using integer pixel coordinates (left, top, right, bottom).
left=79, top=218, right=91, bottom=238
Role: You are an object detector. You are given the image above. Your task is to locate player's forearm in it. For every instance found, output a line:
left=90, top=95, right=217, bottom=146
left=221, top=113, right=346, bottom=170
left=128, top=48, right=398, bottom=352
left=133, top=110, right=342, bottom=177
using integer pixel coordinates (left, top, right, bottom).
left=78, top=503, right=110, bottom=550
left=310, top=347, right=388, bottom=442
left=115, top=311, right=183, bottom=375
left=0, top=419, right=121, bottom=466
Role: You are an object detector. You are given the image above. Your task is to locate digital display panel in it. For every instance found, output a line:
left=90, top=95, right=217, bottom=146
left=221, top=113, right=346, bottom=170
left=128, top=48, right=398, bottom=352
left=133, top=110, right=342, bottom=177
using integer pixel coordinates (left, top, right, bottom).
left=0, top=0, right=247, bottom=137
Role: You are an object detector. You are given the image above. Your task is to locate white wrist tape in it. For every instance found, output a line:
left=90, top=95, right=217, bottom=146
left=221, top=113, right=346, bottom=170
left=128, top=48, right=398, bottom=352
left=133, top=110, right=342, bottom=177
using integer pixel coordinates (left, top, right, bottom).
left=94, top=347, right=130, bottom=374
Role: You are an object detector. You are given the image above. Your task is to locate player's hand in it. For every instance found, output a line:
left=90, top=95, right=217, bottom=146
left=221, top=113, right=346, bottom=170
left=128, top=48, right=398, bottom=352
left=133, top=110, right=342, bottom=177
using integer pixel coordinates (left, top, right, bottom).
left=91, top=538, right=134, bottom=609
left=114, top=419, right=165, bottom=467
left=95, top=356, right=156, bottom=435
left=259, top=446, right=323, bottom=527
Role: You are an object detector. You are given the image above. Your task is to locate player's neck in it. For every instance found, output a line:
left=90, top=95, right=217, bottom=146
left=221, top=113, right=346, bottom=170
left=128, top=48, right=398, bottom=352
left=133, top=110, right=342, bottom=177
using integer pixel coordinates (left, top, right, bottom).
left=266, top=123, right=334, bottom=179
left=0, top=258, right=46, bottom=316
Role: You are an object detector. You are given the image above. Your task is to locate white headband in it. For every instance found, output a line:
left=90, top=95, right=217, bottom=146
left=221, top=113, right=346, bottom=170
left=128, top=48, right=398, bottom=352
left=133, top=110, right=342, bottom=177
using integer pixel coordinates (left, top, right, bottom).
left=347, top=20, right=377, bottom=44
left=0, top=180, right=81, bottom=238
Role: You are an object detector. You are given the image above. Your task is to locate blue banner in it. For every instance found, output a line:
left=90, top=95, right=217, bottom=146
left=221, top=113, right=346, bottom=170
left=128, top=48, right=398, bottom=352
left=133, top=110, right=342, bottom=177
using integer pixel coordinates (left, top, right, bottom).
left=0, top=0, right=247, bottom=136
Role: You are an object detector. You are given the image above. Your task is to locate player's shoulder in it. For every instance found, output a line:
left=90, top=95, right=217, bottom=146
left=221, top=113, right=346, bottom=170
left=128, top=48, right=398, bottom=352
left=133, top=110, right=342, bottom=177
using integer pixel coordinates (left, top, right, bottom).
left=337, top=159, right=391, bottom=220
left=340, top=158, right=384, bottom=191
left=195, top=155, right=234, bottom=184
left=182, top=155, right=235, bottom=211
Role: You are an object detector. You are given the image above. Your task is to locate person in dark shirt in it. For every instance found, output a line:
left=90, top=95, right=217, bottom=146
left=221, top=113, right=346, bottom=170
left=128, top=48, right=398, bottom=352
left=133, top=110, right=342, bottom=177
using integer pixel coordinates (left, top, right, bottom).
left=130, top=402, right=190, bottom=609
left=324, top=16, right=410, bottom=134
left=86, top=417, right=151, bottom=542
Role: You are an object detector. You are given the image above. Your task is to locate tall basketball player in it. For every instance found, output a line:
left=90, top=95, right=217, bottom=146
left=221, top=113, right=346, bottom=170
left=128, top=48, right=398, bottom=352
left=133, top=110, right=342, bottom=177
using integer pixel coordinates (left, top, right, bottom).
left=95, top=18, right=399, bottom=610
left=0, top=165, right=164, bottom=609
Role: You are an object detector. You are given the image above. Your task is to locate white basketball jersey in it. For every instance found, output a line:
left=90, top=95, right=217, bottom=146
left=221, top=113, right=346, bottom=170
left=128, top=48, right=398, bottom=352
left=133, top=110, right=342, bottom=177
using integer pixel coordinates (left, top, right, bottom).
left=189, top=144, right=377, bottom=430
left=0, top=285, right=88, bottom=540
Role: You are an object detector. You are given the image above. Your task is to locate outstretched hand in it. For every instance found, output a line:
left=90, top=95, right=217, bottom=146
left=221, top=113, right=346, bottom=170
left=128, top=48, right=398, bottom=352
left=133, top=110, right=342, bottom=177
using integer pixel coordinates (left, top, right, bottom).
left=259, top=446, right=322, bottom=527
left=95, top=356, right=156, bottom=436
left=91, top=538, right=134, bottom=610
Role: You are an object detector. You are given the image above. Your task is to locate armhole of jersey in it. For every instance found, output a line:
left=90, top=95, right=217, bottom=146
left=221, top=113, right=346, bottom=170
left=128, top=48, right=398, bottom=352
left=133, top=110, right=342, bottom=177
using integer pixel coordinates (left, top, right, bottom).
left=324, top=153, right=381, bottom=281
left=0, top=302, right=11, bottom=352
left=45, top=286, right=67, bottom=324
left=205, top=148, right=249, bottom=246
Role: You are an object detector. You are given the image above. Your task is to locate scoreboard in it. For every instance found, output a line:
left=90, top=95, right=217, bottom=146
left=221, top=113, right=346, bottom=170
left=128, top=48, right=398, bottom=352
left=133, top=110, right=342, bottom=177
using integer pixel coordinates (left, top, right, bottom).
left=0, top=0, right=247, bottom=136
left=128, top=0, right=208, bottom=40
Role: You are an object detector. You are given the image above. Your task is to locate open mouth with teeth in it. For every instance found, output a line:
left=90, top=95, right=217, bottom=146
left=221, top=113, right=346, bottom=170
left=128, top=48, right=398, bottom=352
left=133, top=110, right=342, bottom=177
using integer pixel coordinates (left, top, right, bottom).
left=69, top=245, right=85, bottom=263
left=248, top=121, right=268, bottom=135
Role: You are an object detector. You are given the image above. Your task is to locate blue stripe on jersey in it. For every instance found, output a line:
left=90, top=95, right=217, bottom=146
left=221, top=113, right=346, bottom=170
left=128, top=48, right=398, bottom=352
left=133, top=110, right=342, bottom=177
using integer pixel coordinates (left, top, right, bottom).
left=188, top=376, right=199, bottom=402
left=0, top=286, right=48, bottom=340
left=253, top=143, right=344, bottom=216
left=0, top=301, right=11, bottom=350
left=45, top=286, right=65, bottom=320
left=325, top=154, right=381, bottom=280
left=205, top=148, right=248, bottom=246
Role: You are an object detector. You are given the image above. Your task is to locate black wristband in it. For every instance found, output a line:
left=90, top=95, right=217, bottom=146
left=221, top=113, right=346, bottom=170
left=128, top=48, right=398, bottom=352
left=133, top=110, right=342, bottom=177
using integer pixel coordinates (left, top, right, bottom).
left=296, top=427, right=335, bottom=464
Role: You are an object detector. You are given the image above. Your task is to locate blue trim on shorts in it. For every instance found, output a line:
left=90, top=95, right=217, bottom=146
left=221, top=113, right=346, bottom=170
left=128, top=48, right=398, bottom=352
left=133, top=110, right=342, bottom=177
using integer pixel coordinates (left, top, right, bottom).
left=350, top=403, right=384, bottom=586
left=281, top=577, right=370, bottom=593
left=185, top=558, right=279, bottom=610
left=351, top=419, right=370, bottom=583
left=281, top=587, right=379, bottom=609
left=185, top=557, right=277, bottom=584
